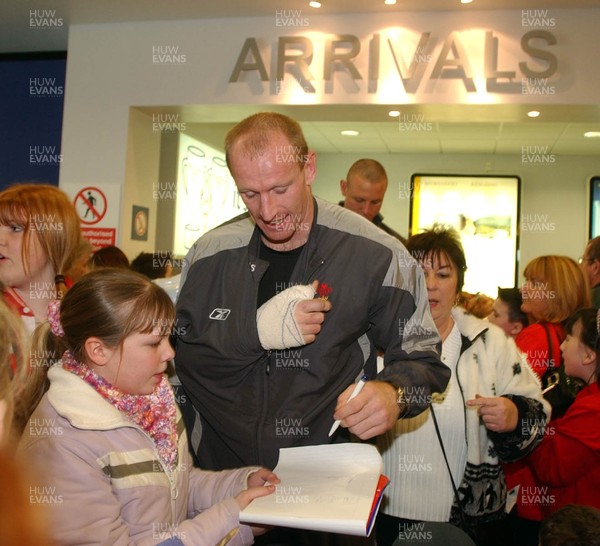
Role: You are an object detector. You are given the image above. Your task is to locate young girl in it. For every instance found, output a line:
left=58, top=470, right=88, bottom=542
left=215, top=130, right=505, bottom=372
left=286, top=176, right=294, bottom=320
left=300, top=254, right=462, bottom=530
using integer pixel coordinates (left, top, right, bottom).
left=525, top=308, right=600, bottom=515
left=0, top=183, right=83, bottom=334
left=19, top=268, right=278, bottom=546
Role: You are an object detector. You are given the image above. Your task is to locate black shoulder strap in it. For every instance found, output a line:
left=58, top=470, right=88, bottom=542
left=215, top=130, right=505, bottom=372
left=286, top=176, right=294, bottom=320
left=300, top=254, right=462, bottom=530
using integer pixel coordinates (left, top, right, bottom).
left=540, top=322, right=563, bottom=369
left=431, top=406, right=465, bottom=520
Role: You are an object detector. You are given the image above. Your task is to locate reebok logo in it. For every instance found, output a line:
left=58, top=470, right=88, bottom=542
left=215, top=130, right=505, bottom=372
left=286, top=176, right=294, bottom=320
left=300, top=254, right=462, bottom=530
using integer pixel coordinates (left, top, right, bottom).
left=209, top=308, right=231, bottom=321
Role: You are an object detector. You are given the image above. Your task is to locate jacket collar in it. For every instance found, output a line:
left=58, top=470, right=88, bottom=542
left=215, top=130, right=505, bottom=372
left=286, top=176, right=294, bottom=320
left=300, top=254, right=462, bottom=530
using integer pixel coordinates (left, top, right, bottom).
left=247, top=196, right=325, bottom=283
left=451, top=307, right=489, bottom=355
left=337, top=200, right=386, bottom=225
left=47, top=365, right=133, bottom=430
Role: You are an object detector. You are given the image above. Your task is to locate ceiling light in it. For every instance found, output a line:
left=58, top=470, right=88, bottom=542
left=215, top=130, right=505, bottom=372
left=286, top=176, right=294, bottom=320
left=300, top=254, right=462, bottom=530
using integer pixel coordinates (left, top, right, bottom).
left=384, top=0, right=397, bottom=5
left=584, top=131, right=600, bottom=138
left=461, top=0, right=473, bottom=4
left=527, top=110, right=540, bottom=118
left=309, top=1, right=322, bottom=8
left=341, top=130, right=359, bottom=136
left=388, top=110, right=400, bottom=117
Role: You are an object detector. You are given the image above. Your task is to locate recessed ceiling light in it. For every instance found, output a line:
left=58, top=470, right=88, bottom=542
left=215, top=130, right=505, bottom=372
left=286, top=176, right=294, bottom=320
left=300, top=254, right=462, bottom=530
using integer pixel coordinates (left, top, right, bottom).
left=527, top=110, right=540, bottom=118
left=584, top=131, right=600, bottom=138
left=384, top=0, right=397, bottom=5
left=461, top=0, right=473, bottom=4
left=388, top=110, right=400, bottom=117
left=309, top=0, right=322, bottom=8
left=341, top=130, right=359, bottom=136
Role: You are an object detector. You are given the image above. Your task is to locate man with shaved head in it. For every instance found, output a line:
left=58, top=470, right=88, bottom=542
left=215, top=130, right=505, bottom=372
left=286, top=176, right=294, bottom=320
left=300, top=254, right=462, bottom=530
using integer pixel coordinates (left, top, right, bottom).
left=340, top=158, right=406, bottom=242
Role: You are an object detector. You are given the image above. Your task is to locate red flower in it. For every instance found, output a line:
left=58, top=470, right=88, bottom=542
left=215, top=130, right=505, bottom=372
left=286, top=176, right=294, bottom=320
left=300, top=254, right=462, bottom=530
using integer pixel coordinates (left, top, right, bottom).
left=317, top=283, right=333, bottom=300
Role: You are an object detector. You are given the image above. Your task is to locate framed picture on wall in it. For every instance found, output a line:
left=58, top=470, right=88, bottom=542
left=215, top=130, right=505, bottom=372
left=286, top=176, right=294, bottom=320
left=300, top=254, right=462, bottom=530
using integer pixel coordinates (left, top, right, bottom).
left=589, top=176, right=600, bottom=239
left=409, top=174, right=521, bottom=297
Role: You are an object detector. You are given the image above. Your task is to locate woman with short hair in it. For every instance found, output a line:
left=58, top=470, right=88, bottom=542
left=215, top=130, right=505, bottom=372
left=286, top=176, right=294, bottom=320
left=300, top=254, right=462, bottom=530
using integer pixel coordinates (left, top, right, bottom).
left=376, top=225, right=549, bottom=546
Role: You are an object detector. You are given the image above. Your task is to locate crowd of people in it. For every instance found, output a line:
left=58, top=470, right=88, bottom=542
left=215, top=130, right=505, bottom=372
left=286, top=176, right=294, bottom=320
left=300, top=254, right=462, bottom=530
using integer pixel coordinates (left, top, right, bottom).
left=1, top=112, right=599, bottom=546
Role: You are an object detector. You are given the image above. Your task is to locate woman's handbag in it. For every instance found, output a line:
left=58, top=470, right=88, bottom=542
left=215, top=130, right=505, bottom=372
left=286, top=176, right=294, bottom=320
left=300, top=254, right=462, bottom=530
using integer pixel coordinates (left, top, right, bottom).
left=539, top=323, right=585, bottom=418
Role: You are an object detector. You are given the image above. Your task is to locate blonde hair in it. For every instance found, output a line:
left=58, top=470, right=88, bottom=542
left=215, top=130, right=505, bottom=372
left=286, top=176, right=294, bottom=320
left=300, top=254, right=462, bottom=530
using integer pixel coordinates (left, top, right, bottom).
left=523, top=255, right=590, bottom=322
left=0, top=450, right=53, bottom=546
left=0, top=184, right=83, bottom=295
left=0, top=299, right=29, bottom=448
left=19, top=269, right=175, bottom=425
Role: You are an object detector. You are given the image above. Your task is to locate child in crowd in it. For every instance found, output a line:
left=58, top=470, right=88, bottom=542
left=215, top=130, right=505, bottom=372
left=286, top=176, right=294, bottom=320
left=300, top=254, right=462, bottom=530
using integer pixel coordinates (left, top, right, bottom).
left=90, top=244, right=130, bottom=269
left=131, top=251, right=174, bottom=280
left=488, top=287, right=528, bottom=339
left=538, top=504, right=600, bottom=546
left=0, top=183, right=83, bottom=334
left=19, top=268, right=278, bottom=545
left=525, top=308, right=600, bottom=515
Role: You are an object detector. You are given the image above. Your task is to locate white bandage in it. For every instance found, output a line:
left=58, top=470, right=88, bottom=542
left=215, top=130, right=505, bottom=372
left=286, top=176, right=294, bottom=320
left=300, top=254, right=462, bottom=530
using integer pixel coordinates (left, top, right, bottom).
left=256, top=284, right=316, bottom=350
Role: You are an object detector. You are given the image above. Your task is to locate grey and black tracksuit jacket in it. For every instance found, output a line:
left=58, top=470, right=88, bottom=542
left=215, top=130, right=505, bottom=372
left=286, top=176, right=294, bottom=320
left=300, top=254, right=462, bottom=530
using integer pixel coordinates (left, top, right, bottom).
left=175, top=197, right=450, bottom=470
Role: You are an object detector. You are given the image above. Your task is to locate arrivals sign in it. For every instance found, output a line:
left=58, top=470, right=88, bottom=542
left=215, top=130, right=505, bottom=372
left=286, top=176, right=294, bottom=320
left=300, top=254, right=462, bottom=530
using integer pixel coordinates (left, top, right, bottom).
left=229, top=28, right=558, bottom=97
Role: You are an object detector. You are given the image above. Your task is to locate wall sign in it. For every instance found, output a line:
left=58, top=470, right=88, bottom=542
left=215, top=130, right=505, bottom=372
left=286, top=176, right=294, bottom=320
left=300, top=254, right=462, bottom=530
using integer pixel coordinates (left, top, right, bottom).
left=75, top=186, right=107, bottom=225
left=229, top=30, right=558, bottom=96
left=131, top=205, right=149, bottom=241
left=63, top=183, right=121, bottom=248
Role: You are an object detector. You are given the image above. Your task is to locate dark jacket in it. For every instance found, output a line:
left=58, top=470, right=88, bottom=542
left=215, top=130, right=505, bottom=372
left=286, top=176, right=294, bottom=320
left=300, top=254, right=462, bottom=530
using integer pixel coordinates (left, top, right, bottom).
left=338, top=199, right=406, bottom=243
left=175, top=197, right=449, bottom=470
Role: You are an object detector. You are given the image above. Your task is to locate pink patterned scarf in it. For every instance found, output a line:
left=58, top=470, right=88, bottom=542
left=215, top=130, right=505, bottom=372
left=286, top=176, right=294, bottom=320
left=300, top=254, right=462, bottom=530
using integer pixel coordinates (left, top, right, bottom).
left=61, top=350, right=178, bottom=471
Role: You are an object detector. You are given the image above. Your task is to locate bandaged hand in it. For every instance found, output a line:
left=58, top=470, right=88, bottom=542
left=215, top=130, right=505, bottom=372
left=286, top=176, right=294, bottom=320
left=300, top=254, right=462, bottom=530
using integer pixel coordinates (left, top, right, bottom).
left=256, top=280, right=332, bottom=349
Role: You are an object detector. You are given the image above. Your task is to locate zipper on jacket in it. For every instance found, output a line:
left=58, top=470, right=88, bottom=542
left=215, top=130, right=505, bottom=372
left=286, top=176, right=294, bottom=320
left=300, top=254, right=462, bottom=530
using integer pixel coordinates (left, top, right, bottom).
left=255, top=350, right=271, bottom=464
left=157, top=453, right=178, bottom=525
left=456, top=329, right=487, bottom=447
left=134, top=425, right=179, bottom=525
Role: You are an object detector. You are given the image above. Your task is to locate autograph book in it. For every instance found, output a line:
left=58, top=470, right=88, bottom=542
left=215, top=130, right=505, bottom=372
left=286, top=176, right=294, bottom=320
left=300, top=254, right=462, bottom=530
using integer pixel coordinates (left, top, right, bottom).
left=239, top=443, right=389, bottom=537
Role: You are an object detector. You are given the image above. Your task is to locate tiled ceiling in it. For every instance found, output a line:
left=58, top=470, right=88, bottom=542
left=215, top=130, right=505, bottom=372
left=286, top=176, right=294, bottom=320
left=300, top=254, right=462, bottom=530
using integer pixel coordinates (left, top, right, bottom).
left=137, top=104, right=600, bottom=156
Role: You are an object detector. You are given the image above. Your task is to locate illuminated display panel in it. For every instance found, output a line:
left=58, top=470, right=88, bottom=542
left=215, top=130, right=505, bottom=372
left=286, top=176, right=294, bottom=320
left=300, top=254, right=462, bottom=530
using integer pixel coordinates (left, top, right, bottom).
left=173, top=133, right=246, bottom=256
left=589, top=176, right=600, bottom=239
left=410, top=174, right=520, bottom=297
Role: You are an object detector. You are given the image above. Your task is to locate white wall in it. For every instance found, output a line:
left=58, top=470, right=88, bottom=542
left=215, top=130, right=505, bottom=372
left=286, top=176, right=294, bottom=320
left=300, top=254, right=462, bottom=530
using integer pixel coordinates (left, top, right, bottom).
left=122, top=109, right=161, bottom=257
left=59, top=8, right=600, bottom=262
left=313, top=152, right=595, bottom=280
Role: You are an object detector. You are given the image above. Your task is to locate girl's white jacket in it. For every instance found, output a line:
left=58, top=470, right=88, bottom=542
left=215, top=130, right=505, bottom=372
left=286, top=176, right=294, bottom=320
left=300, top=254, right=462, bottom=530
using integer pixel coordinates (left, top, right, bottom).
left=20, top=365, right=259, bottom=546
